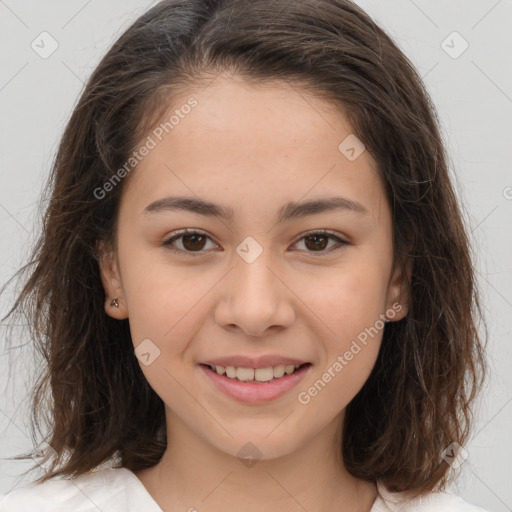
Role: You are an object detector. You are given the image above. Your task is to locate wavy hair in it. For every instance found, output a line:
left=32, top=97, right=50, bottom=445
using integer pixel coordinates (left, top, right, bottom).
left=2, top=0, right=486, bottom=494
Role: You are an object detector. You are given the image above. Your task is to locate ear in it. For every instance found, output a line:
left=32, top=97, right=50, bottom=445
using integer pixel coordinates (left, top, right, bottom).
left=385, top=251, right=412, bottom=322
left=96, top=240, right=128, bottom=320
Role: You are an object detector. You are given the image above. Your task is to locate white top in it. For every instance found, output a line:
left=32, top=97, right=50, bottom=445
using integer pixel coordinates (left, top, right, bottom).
left=0, top=467, right=490, bottom=511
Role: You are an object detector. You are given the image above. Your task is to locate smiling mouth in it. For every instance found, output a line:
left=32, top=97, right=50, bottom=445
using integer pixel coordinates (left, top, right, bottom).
left=201, top=363, right=311, bottom=383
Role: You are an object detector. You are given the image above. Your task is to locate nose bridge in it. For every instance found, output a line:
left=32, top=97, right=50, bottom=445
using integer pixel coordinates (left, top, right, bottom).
left=215, top=237, right=295, bottom=335
left=233, top=240, right=280, bottom=306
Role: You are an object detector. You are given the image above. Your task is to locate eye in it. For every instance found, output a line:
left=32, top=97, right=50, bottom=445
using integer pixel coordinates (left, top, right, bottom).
left=162, top=229, right=348, bottom=256
left=290, top=229, right=348, bottom=254
left=162, top=228, right=219, bottom=256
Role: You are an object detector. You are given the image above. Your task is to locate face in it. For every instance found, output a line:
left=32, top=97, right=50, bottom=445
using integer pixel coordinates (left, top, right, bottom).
left=99, top=72, right=409, bottom=461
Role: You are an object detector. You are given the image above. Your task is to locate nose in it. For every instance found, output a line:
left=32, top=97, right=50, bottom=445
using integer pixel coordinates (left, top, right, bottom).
left=214, top=248, right=295, bottom=337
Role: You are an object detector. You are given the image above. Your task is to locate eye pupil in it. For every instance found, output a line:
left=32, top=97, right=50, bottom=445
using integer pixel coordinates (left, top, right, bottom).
left=305, top=234, right=328, bottom=251
left=182, top=234, right=206, bottom=251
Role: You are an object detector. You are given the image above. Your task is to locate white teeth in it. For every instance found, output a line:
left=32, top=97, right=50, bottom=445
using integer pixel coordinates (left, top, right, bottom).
left=284, top=365, right=295, bottom=375
left=255, top=367, right=274, bottom=382
left=236, top=367, right=254, bottom=381
left=209, top=363, right=305, bottom=381
left=272, top=365, right=285, bottom=378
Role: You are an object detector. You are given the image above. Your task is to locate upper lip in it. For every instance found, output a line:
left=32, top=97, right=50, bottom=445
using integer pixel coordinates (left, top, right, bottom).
left=201, top=355, right=310, bottom=369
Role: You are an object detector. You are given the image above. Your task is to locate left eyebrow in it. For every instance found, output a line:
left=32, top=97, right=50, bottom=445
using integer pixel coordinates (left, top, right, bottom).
left=142, top=195, right=368, bottom=222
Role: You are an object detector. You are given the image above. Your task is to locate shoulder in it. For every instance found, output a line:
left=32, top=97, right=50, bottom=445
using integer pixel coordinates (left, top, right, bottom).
left=0, top=467, right=136, bottom=512
left=373, top=481, right=491, bottom=512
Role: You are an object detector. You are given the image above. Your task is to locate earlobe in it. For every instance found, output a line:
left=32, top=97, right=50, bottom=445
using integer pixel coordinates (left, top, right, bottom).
left=96, top=240, right=128, bottom=320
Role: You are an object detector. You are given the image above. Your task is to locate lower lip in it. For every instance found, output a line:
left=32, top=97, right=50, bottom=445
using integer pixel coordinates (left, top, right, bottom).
left=199, top=364, right=311, bottom=404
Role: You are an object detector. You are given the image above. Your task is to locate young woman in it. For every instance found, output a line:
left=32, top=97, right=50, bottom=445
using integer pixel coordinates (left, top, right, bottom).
left=0, top=0, right=488, bottom=510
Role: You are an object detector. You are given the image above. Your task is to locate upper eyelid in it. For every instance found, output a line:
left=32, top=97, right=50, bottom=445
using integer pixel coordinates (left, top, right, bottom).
left=165, top=228, right=216, bottom=243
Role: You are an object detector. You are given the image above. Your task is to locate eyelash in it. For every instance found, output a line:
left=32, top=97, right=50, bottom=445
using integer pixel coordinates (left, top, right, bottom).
left=162, top=228, right=348, bottom=257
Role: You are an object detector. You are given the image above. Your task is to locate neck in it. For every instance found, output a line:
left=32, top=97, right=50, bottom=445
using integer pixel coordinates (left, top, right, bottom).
left=135, top=411, right=378, bottom=512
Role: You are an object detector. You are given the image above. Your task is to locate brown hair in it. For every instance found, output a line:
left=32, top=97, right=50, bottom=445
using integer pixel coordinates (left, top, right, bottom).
left=2, top=0, right=487, bottom=495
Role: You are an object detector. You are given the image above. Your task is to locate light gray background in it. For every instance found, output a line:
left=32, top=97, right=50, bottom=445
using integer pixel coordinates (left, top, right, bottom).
left=0, top=1, right=511, bottom=510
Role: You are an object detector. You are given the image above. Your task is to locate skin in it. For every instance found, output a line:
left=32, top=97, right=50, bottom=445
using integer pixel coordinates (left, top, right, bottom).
left=99, top=71, right=410, bottom=512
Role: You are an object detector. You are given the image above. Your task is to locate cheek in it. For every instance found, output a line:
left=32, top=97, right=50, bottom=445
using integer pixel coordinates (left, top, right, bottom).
left=117, top=239, right=206, bottom=356
left=298, top=268, right=386, bottom=416
left=305, top=254, right=390, bottom=333
left=299, top=251, right=389, bottom=394
left=301, top=342, right=380, bottom=421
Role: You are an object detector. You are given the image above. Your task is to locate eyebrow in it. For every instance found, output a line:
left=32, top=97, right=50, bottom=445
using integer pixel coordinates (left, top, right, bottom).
left=143, top=195, right=368, bottom=223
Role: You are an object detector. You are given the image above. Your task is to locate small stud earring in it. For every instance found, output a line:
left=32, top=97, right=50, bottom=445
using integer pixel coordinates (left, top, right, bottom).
left=110, top=298, right=119, bottom=308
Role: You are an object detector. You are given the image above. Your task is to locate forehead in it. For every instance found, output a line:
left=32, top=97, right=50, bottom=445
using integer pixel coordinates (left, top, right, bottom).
left=121, top=74, right=387, bottom=224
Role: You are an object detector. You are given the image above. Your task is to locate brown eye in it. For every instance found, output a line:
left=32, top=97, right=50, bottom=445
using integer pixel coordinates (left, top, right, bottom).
left=292, top=230, right=348, bottom=254
left=163, top=229, right=348, bottom=257
left=163, top=229, right=218, bottom=256
left=181, top=233, right=207, bottom=251
left=304, top=234, right=329, bottom=251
